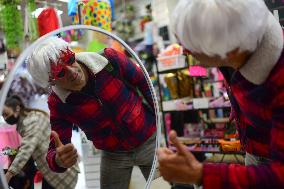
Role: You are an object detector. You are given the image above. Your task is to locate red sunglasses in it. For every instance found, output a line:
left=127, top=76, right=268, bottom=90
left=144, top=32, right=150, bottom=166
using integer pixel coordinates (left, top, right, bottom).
left=49, top=47, right=75, bottom=81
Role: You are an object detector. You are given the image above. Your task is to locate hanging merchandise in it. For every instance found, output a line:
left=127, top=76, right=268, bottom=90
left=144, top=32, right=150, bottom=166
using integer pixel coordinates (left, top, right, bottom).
left=24, top=0, right=39, bottom=43
left=0, top=0, right=23, bottom=56
left=37, top=7, right=60, bottom=36
left=68, top=0, right=78, bottom=16
left=72, top=0, right=112, bottom=32
left=114, top=3, right=135, bottom=41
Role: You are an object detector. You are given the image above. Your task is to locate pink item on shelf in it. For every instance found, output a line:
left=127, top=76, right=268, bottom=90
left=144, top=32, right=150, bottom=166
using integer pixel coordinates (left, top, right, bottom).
left=189, top=66, right=207, bottom=77
left=0, top=125, right=21, bottom=169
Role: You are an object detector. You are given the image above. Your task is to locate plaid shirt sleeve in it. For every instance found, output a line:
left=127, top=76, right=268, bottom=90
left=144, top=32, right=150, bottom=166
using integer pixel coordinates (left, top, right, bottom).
left=47, top=96, right=73, bottom=173
left=8, top=113, right=47, bottom=175
left=203, top=85, right=284, bottom=189
left=104, top=48, right=154, bottom=109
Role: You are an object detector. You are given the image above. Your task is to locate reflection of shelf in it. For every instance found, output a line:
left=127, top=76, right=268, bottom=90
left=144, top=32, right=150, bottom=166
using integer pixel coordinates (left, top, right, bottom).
left=169, top=145, right=245, bottom=154
left=162, top=96, right=231, bottom=112
left=204, top=117, right=230, bottom=124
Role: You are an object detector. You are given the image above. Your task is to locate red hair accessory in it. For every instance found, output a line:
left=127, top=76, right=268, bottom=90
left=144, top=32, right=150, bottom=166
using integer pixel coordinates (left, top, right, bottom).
left=49, top=47, right=75, bottom=81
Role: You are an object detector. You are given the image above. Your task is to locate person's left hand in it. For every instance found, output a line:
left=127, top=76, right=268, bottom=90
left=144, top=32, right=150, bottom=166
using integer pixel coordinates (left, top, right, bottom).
left=5, top=171, right=14, bottom=184
left=157, top=130, right=203, bottom=185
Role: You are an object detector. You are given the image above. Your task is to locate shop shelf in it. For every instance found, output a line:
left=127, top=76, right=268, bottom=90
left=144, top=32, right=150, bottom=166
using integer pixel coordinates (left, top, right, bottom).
left=162, top=96, right=231, bottom=112
left=157, top=55, right=187, bottom=72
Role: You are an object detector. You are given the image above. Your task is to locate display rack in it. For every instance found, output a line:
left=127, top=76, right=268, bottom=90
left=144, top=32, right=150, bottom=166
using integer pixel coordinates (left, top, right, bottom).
left=155, top=53, right=243, bottom=157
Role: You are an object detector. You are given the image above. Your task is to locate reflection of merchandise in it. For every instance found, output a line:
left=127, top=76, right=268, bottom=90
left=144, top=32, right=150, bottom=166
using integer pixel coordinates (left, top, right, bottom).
left=0, top=147, right=18, bottom=156
left=164, top=73, right=178, bottom=99
left=37, top=8, right=60, bottom=36
left=59, top=29, right=84, bottom=42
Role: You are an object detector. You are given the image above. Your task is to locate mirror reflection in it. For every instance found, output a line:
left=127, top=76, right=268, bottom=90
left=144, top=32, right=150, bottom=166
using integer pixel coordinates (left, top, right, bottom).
left=0, top=28, right=157, bottom=189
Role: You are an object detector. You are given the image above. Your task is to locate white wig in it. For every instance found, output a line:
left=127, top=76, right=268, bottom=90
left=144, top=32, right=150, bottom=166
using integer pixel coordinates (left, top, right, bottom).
left=172, top=0, right=269, bottom=58
left=27, top=37, right=70, bottom=88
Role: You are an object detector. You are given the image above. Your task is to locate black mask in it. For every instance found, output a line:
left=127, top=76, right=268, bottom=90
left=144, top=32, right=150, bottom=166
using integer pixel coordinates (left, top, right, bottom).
left=5, top=115, right=19, bottom=125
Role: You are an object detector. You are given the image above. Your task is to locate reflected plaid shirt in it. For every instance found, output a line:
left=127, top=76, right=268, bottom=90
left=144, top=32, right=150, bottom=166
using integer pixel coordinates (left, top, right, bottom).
left=203, top=49, right=284, bottom=188
left=8, top=111, right=79, bottom=189
left=47, top=48, right=156, bottom=172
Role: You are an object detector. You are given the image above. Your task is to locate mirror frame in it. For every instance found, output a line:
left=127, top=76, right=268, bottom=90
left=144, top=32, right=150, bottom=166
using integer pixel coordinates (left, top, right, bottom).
left=0, top=25, right=161, bottom=189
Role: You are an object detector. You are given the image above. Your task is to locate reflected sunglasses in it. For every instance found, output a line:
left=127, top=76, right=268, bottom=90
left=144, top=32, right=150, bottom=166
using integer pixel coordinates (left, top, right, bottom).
left=49, top=47, right=76, bottom=81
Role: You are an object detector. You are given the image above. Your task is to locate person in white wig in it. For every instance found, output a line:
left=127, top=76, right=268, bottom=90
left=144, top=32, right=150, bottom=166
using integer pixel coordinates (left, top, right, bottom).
left=158, top=0, right=284, bottom=188
left=27, top=36, right=156, bottom=189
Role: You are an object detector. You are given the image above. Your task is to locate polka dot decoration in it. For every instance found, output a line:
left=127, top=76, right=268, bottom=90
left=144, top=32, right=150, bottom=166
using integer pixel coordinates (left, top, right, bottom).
left=72, top=0, right=112, bottom=32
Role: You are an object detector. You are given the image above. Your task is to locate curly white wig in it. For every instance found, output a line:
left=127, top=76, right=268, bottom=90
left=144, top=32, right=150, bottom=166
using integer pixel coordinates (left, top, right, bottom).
left=171, top=0, right=269, bottom=58
left=27, top=37, right=70, bottom=88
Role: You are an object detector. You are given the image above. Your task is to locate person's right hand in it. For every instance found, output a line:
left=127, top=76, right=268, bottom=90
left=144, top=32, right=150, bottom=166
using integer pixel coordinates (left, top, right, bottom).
left=51, top=131, right=78, bottom=168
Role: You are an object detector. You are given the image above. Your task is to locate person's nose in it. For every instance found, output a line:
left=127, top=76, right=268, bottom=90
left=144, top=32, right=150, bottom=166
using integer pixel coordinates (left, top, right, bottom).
left=65, top=66, right=78, bottom=79
left=65, top=65, right=76, bottom=75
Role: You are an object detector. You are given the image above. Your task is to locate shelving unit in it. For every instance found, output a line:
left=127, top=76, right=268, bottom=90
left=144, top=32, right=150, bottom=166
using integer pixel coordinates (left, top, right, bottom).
left=155, top=52, right=243, bottom=157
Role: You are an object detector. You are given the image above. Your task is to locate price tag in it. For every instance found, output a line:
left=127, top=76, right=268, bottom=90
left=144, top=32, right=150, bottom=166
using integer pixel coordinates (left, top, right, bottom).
left=193, top=98, right=209, bottom=109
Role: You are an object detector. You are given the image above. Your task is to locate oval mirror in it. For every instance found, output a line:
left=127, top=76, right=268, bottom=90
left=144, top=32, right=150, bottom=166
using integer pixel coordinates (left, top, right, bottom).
left=0, top=25, right=161, bottom=189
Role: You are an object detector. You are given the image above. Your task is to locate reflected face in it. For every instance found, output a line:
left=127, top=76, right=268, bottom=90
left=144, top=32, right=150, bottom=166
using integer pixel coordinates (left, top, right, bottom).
left=1, top=27, right=159, bottom=189
left=54, top=61, right=88, bottom=91
left=2, top=105, right=20, bottom=125
left=50, top=48, right=88, bottom=91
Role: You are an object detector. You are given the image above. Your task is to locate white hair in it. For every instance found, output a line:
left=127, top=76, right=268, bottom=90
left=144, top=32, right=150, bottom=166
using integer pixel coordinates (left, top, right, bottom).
left=171, top=0, right=269, bottom=58
left=27, top=37, right=70, bottom=88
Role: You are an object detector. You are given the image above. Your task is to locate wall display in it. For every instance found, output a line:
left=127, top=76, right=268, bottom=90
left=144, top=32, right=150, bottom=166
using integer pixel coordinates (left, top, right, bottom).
left=0, top=25, right=161, bottom=189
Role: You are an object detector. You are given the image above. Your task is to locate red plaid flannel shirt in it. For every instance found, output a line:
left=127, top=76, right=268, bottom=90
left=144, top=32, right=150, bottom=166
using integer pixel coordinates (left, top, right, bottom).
left=203, top=49, right=284, bottom=188
left=46, top=48, right=156, bottom=172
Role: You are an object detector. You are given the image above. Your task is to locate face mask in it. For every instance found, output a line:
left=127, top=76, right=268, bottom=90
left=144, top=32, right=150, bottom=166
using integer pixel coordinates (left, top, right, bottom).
left=5, top=115, right=19, bottom=125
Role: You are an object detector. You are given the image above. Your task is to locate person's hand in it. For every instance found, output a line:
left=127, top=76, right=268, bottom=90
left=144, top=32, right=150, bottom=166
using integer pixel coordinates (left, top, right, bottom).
left=51, top=131, right=78, bottom=168
left=157, top=130, right=203, bottom=185
left=5, top=171, right=14, bottom=183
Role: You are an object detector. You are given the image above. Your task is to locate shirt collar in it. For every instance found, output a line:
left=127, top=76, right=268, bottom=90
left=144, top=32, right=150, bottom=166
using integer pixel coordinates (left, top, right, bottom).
left=239, top=12, right=284, bottom=85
